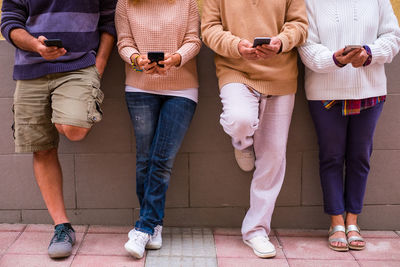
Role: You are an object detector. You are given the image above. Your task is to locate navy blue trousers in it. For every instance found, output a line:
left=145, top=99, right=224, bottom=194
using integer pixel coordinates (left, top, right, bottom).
left=308, top=101, right=384, bottom=215
left=125, top=92, right=196, bottom=234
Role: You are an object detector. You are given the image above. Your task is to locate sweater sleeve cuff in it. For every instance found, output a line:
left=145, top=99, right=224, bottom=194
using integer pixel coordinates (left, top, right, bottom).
left=120, top=47, right=139, bottom=64
left=99, top=25, right=117, bottom=38
left=1, top=23, right=26, bottom=46
left=277, top=33, right=290, bottom=53
left=175, top=45, right=195, bottom=68
left=230, top=38, right=242, bottom=59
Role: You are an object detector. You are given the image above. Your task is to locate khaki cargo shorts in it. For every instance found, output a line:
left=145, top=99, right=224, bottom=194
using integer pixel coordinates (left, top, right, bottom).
left=12, top=66, right=104, bottom=153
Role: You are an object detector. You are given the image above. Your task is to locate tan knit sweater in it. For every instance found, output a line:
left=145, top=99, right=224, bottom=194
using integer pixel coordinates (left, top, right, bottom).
left=115, top=0, right=201, bottom=90
left=201, top=0, right=308, bottom=95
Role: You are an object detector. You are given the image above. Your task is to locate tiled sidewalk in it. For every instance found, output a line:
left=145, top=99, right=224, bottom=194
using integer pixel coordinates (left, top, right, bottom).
left=0, top=224, right=399, bottom=267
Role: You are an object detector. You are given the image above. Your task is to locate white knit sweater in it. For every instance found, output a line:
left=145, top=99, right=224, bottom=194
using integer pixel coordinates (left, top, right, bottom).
left=298, top=0, right=400, bottom=100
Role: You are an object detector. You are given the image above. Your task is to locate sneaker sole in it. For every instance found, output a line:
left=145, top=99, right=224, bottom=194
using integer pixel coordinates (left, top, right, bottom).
left=243, top=240, right=276, bottom=258
left=145, top=243, right=162, bottom=250
left=124, top=243, right=144, bottom=259
left=48, top=251, right=72, bottom=259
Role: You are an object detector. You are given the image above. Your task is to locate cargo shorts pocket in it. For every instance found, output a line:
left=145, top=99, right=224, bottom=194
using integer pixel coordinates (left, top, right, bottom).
left=87, top=85, right=104, bottom=123
left=11, top=104, right=15, bottom=140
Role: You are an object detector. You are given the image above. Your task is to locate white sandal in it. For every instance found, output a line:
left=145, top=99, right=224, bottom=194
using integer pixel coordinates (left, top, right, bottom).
left=328, top=225, right=349, bottom=252
left=346, top=225, right=365, bottom=250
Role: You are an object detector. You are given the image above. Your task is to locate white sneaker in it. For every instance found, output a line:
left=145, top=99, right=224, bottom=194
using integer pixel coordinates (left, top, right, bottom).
left=125, top=229, right=150, bottom=259
left=234, top=147, right=255, bottom=172
left=243, top=236, right=276, bottom=258
left=146, top=225, right=163, bottom=249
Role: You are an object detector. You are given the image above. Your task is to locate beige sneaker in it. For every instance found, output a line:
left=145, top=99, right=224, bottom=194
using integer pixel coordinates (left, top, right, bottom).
left=234, top=147, right=255, bottom=172
left=243, top=236, right=276, bottom=258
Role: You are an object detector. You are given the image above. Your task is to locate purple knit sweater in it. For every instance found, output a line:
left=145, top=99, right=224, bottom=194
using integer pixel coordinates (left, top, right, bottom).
left=1, top=0, right=116, bottom=80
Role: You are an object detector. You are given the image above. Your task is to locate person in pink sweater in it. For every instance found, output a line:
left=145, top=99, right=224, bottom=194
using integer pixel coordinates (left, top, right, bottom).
left=115, top=0, right=201, bottom=259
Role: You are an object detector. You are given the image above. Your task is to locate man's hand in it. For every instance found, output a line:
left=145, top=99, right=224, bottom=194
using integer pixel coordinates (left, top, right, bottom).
left=334, top=48, right=362, bottom=66
left=255, top=37, right=282, bottom=59
left=238, top=39, right=258, bottom=60
left=37, top=36, right=67, bottom=61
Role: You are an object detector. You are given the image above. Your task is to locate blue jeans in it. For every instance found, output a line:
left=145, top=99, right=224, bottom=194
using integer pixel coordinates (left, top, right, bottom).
left=308, top=101, right=384, bottom=215
left=125, top=92, right=196, bottom=235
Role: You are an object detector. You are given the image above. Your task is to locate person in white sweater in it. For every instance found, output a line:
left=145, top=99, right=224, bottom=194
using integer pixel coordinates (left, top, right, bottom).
left=299, top=0, right=400, bottom=252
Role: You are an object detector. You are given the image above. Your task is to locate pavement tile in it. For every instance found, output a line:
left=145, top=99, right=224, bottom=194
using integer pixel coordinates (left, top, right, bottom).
left=7, top=232, right=84, bottom=255
left=87, top=225, right=132, bottom=234
left=214, top=235, right=284, bottom=259
left=25, top=224, right=87, bottom=233
left=217, top=258, right=289, bottom=267
left=359, top=260, right=400, bottom=267
left=349, top=238, right=400, bottom=261
left=288, top=259, right=359, bottom=267
left=279, top=237, right=354, bottom=260
left=0, top=254, right=73, bottom=267
left=145, top=256, right=217, bottom=267
left=71, top=255, right=144, bottom=267
left=147, top=228, right=216, bottom=258
left=77, top=233, right=129, bottom=256
left=0, top=232, right=20, bottom=254
left=275, top=229, right=327, bottom=238
left=0, top=224, right=26, bottom=232
left=395, top=231, right=400, bottom=237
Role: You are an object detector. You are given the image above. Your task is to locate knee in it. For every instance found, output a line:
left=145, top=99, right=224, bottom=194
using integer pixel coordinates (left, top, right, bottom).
left=56, top=124, right=90, bottom=141
left=220, top=110, right=258, bottom=135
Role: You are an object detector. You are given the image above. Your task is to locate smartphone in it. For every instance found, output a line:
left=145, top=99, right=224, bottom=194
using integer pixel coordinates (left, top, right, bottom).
left=44, top=39, right=63, bottom=48
left=253, top=37, right=271, bottom=48
left=342, top=45, right=362, bottom=56
left=147, top=52, right=165, bottom=68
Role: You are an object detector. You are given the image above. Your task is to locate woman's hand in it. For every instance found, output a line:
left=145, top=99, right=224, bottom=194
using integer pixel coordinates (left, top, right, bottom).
left=350, top=49, right=369, bottom=68
left=334, top=48, right=362, bottom=66
left=130, top=54, right=158, bottom=74
left=160, top=53, right=182, bottom=70
left=238, top=39, right=258, bottom=60
left=255, top=37, right=282, bottom=59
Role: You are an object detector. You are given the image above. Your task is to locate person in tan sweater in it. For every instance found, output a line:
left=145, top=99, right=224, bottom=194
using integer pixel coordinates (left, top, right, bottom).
left=202, top=0, right=308, bottom=258
left=115, top=0, right=201, bottom=259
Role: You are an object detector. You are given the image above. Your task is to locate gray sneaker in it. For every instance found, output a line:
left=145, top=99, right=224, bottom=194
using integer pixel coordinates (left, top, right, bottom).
left=48, top=223, right=76, bottom=258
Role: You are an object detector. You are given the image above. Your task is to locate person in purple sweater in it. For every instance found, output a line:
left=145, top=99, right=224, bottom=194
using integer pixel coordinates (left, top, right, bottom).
left=1, top=0, right=116, bottom=259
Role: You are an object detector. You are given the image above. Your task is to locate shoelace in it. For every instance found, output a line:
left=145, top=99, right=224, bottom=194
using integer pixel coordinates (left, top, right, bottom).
left=153, top=225, right=161, bottom=236
left=133, top=232, right=148, bottom=245
left=53, top=227, right=70, bottom=243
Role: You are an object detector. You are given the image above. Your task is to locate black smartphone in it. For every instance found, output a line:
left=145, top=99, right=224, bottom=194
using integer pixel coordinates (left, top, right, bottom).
left=253, top=37, right=271, bottom=48
left=342, top=45, right=362, bottom=56
left=148, top=52, right=165, bottom=68
left=44, top=39, right=63, bottom=48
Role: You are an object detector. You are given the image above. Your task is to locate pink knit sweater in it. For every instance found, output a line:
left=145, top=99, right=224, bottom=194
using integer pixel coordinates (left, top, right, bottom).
left=115, top=0, right=201, bottom=90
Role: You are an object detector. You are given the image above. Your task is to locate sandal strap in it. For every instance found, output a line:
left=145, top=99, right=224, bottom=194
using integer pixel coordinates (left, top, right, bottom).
left=348, top=235, right=364, bottom=243
left=329, top=225, right=346, bottom=236
left=329, top=237, right=348, bottom=244
left=346, top=225, right=360, bottom=234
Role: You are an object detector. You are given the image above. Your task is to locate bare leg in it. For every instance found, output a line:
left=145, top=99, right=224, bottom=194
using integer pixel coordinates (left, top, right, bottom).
left=33, top=148, right=69, bottom=225
left=330, top=215, right=347, bottom=248
left=346, top=213, right=365, bottom=247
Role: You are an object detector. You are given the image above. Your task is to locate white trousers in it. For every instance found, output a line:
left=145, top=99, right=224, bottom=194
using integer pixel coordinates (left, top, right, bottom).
left=220, top=83, right=295, bottom=240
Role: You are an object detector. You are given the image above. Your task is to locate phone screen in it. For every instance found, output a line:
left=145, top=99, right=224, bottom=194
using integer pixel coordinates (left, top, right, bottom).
left=148, top=52, right=165, bottom=68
